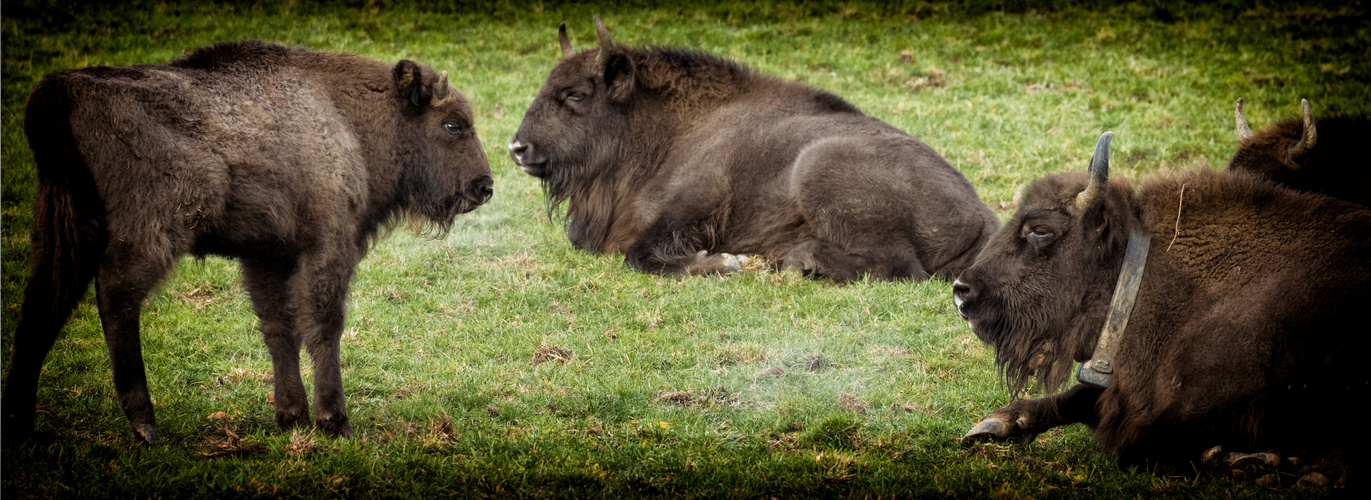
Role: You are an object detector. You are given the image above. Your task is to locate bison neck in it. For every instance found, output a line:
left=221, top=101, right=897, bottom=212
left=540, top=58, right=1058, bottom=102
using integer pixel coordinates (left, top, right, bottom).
left=563, top=97, right=684, bottom=254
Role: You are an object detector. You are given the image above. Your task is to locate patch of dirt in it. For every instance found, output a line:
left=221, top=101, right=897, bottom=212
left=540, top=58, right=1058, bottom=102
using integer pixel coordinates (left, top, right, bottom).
left=837, top=393, right=868, bottom=414
left=530, top=343, right=574, bottom=364
left=804, top=355, right=830, bottom=372
left=657, top=391, right=697, bottom=406
left=754, top=366, right=786, bottom=378
left=284, top=429, right=321, bottom=457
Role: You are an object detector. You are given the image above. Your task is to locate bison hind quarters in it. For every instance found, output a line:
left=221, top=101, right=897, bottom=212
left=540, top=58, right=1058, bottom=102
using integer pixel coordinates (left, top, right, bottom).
left=780, top=239, right=929, bottom=282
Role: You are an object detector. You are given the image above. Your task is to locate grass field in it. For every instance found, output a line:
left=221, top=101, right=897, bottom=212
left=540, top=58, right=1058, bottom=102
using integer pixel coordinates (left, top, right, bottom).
left=2, top=1, right=1367, bottom=497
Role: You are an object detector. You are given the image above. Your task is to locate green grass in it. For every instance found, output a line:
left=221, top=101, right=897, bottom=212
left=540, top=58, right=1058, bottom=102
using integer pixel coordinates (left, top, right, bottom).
left=3, top=1, right=1366, bottom=497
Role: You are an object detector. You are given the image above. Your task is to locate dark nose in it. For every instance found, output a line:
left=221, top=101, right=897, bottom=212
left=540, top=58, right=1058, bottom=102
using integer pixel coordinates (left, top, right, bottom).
left=508, top=139, right=530, bottom=165
left=464, top=175, right=494, bottom=205
left=952, top=278, right=977, bottom=308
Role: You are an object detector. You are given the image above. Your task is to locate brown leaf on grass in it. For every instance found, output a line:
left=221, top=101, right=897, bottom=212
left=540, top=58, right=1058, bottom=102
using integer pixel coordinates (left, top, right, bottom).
left=202, top=424, right=266, bottom=458
left=531, top=343, right=574, bottom=364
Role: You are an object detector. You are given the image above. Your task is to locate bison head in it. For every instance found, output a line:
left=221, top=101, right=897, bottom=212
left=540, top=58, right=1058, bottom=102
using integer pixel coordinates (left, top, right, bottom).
left=392, top=60, right=493, bottom=230
left=1229, top=98, right=1318, bottom=177
left=952, top=132, right=1138, bottom=392
left=508, top=17, right=637, bottom=207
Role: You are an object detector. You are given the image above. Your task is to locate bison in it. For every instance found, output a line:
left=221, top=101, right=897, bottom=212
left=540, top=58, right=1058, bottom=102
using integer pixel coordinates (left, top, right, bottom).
left=1229, top=98, right=1371, bottom=207
left=2, top=41, right=493, bottom=443
left=508, top=18, right=997, bottom=281
left=952, top=132, right=1370, bottom=484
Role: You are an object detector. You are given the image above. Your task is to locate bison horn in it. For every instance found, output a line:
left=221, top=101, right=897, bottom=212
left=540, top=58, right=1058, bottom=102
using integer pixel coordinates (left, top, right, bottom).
left=559, top=23, right=575, bottom=56
left=594, top=15, right=613, bottom=66
left=433, top=70, right=449, bottom=101
left=1076, top=131, right=1114, bottom=210
left=1235, top=98, right=1254, bottom=141
left=1287, top=98, right=1317, bottom=164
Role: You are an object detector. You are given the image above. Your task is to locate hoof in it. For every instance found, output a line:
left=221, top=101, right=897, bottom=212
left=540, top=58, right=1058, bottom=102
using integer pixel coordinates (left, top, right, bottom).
left=962, top=417, right=1011, bottom=443
left=1296, top=472, right=1330, bottom=488
left=721, top=253, right=742, bottom=273
left=132, top=423, right=158, bottom=444
left=316, top=417, right=353, bottom=438
left=275, top=410, right=311, bottom=431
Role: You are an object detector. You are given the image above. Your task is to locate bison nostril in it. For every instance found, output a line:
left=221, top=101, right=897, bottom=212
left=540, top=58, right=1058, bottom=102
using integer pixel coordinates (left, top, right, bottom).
left=952, top=280, right=975, bottom=302
left=508, top=140, right=529, bottom=163
left=465, top=175, right=494, bottom=204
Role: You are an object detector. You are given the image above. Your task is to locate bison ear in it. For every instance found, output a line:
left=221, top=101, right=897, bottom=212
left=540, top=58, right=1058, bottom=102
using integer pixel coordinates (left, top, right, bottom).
left=602, top=52, right=636, bottom=102
left=392, top=59, right=431, bottom=111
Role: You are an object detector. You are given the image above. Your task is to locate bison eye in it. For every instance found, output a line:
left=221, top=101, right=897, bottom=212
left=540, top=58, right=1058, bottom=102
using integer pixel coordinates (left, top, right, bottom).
left=1028, top=228, right=1054, bottom=239
left=443, top=122, right=463, bottom=136
left=566, top=92, right=587, bottom=102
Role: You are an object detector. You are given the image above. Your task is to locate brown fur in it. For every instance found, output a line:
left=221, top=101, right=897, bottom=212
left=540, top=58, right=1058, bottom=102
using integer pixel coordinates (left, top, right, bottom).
left=1228, top=111, right=1371, bottom=207
left=955, top=152, right=1371, bottom=471
left=2, top=41, right=493, bottom=442
left=509, top=22, right=997, bottom=281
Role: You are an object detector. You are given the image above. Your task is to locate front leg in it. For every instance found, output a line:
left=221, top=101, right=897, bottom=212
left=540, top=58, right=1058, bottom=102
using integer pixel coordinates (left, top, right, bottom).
left=962, top=384, right=1104, bottom=444
left=624, top=201, right=737, bottom=275
left=293, top=252, right=357, bottom=438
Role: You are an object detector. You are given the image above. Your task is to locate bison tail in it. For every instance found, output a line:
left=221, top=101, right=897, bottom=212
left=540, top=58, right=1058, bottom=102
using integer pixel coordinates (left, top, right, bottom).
left=2, top=73, right=108, bottom=439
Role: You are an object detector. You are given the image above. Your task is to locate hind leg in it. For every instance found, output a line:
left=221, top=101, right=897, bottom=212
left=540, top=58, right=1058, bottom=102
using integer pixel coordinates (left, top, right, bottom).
left=94, top=244, right=174, bottom=443
left=787, top=137, right=930, bottom=282
left=1, top=224, right=103, bottom=439
left=241, top=259, right=310, bottom=431
left=781, top=238, right=927, bottom=282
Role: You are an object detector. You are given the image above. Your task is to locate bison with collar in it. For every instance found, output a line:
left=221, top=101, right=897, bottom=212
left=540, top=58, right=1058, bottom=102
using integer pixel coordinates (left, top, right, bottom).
left=954, top=132, right=1370, bottom=485
left=509, top=18, right=998, bottom=281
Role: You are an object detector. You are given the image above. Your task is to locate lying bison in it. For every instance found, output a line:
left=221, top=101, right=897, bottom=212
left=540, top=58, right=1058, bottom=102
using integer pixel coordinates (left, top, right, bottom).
left=953, top=132, right=1370, bottom=483
left=508, top=18, right=997, bottom=281
left=1229, top=98, right=1371, bottom=207
left=2, top=41, right=493, bottom=443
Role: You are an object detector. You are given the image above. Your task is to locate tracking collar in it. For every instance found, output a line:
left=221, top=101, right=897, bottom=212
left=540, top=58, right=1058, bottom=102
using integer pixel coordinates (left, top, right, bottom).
left=1076, top=229, right=1151, bottom=388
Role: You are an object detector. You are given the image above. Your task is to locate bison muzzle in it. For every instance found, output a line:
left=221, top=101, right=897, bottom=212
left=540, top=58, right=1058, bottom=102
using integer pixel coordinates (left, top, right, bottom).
left=953, top=132, right=1370, bottom=483
left=509, top=18, right=997, bottom=281
left=2, top=41, right=493, bottom=443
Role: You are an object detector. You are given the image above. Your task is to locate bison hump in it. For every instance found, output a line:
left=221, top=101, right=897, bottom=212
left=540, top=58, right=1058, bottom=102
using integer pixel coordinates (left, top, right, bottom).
left=172, top=41, right=294, bottom=71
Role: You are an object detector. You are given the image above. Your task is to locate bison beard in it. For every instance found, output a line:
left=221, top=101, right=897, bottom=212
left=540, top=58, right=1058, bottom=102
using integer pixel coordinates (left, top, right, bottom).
left=509, top=18, right=998, bottom=281
left=2, top=41, right=493, bottom=443
left=954, top=132, right=1371, bottom=482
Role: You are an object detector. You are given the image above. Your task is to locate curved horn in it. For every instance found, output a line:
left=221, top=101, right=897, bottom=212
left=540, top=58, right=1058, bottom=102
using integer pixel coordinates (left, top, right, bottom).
left=1076, top=131, right=1114, bottom=210
left=1287, top=98, right=1317, bottom=164
left=433, top=70, right=449, bottom=101
left=558, top=23, right=574, bottom=56
left=1235, top=98, right=1254, bottom=141
left=594, top=15, right=613, bottom=66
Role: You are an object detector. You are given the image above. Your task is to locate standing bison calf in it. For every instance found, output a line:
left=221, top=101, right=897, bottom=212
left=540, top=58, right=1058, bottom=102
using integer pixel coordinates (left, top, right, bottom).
left=509, top=19, right=997, bottom=281
left=2, top=41, right=493, bottom=442
left=953, top=132, right=1370, bottom=484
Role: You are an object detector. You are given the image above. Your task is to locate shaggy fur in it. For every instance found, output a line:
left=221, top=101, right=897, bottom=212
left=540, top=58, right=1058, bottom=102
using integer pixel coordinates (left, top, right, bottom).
left=2, top=41, right=493, bottom=442
left=1228, top=107, right=1371, bottom=207
left=509, top=21, right=997, bottom=281
left=954, top=141, right=1371, bottom=474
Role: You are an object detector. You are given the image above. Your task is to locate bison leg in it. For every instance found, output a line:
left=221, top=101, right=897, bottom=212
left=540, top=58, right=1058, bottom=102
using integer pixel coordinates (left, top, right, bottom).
left=781, top=238, right=927, bottom=282
left=94, top=245, right=175, bottom=444
left=2, top=207, right=105, bottom=440
left=293, top=255, right=355, bottom=438
left=241, top=260, right=310, bottom=431
left=624, top=205, right=736, bottom=276
left=962, top=384, right=1104, bottom=444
